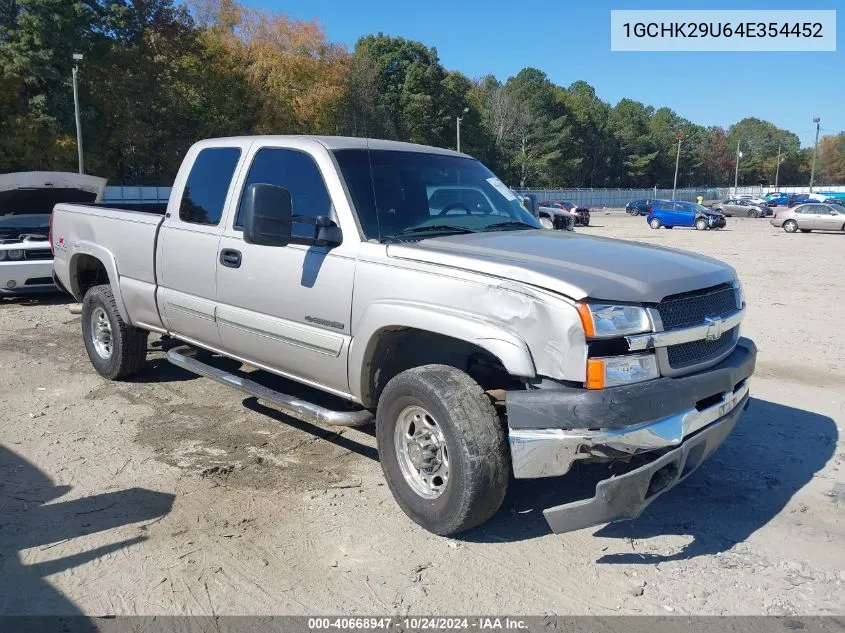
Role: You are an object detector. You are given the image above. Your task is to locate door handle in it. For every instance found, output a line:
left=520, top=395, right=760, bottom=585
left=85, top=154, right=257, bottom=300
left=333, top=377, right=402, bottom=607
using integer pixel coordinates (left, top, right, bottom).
left=219, top=248, right=242, bottom=268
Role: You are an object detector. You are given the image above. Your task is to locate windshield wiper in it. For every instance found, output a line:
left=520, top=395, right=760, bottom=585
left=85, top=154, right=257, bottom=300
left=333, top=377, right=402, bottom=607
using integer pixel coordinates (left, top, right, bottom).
left=482, top=221, right=539, bottom=231
left=390, top=224, right=478, bottom=238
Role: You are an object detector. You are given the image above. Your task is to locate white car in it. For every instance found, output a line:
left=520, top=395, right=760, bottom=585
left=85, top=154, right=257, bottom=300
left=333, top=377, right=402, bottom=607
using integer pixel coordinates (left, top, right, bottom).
left=0, top=172, right=106, bottom=295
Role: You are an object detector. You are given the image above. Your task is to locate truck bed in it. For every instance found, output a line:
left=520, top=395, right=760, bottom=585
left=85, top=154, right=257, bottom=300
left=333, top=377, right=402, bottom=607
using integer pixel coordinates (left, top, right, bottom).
left=51, top=203, right=166, bottom=330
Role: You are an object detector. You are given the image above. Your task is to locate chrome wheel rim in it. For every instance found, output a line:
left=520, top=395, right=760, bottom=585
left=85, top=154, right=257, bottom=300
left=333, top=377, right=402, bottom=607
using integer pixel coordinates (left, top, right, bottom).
left=394, top=405, right=449, bottom=499
left=90, top=306, right=113, bottom=359
left=785, top=221, right=797, bottom=233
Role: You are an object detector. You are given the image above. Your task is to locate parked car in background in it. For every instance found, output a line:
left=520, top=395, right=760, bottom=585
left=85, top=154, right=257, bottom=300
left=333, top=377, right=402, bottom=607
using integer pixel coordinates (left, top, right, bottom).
left=712, top=199, right=772, bottom=218
left=647, top=200, right=726, bottom=230
left=764, top=193, right=790, bottom=206
left=0, top=171, right=106, bottom=295
left=540, top=200, right=590, bottom=226
left=733, top=194, right=768, bottom=206
left=771, top=203, right=845, bottom=233
left=625, top=199, right=654, bottom=215
left=787, top=194, right=814, bottom=208
left=536, top=204, right=575, bottom=230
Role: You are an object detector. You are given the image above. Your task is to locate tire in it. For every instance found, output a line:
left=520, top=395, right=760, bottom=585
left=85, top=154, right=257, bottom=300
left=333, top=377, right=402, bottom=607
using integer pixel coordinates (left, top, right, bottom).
left=649, top=217, right=661, bottom=229
left=581, top=217, right=590, bottom=226
left=376, top=364, right=509, bottom=536
left=747, top=210, right=758, bottom=218
left=800, top=229, right=812, bottom=233
left=539, top=216, right=553, bottom=229
left=81, top=284, right=148, bottom=380
left=695, top=218, right=709, bottom=231
left=783, top=220, right=798, bottom=233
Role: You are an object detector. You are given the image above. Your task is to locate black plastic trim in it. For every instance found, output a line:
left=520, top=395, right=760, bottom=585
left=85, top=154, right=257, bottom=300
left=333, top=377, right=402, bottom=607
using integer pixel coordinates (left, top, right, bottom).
left=506, top=338, right=756, bottom=431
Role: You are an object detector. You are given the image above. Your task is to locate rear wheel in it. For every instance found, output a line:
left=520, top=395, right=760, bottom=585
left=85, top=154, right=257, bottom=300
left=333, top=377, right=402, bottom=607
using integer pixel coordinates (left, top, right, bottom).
left=649, top=217, right=661, bottom=229
left=783, top=220, right=798, bottom=233
left=82, top=284, right=148, bottom=380
left=376, top=365, right=509, bottom=536
left=695, top=218, right=709, bottom=231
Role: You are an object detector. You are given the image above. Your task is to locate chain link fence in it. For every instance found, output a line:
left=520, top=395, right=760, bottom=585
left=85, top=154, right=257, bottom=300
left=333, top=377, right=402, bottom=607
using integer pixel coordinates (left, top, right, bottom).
left=514, top=184, right=845, bottom=208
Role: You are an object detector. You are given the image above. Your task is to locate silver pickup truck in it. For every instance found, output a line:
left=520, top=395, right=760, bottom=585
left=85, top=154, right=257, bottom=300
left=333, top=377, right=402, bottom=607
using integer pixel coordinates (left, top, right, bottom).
left=52, top=136, right=756, bottom=536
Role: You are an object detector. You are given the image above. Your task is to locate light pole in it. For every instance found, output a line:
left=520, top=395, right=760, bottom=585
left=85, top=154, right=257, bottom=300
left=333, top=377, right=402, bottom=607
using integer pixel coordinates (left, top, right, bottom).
left=809, top=116, right=820, bottom=192
left=72, top=52, right=84, bottom=174
left=774, top=143, right=783, bottom=189
left=733, top=140, right=743, bottom=196
left=456, top=107, right=469, bottom=153
left=671, top=132, right=684, bottom=200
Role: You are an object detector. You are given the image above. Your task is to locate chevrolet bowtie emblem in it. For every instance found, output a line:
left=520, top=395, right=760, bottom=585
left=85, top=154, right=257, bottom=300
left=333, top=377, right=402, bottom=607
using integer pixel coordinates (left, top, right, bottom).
left=704, top=316, right=723, bottom=341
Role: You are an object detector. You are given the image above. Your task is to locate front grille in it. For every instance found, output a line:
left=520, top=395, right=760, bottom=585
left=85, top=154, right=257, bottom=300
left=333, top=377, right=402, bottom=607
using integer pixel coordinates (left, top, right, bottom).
left=656, top=283, right=737, bottom=330
left=667, top=327, right=738, bottom=369
left=25, top=277, right=54, bottom=286
left=553, top=215, right=572, bottom=230
left=24, top=249, right=53, bottom=261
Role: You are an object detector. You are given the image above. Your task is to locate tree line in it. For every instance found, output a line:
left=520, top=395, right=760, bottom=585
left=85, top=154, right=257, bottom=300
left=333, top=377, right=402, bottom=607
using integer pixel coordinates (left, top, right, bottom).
left=2, top=0, right=843, bottom=188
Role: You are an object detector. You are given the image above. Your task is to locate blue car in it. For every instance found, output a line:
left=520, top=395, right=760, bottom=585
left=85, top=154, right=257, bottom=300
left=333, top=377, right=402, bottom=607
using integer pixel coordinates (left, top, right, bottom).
left=647, top=200, right=726, bottom=230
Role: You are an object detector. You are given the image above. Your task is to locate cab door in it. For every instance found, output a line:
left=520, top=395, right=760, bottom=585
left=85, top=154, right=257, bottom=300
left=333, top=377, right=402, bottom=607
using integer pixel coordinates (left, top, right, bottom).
left=816, top=205, right=844, bottom=230
left=156, top=141, right=248, bottom=349
left=673, top=202, right=694, bottom=227
left=214, top=143, right=356, bottom=396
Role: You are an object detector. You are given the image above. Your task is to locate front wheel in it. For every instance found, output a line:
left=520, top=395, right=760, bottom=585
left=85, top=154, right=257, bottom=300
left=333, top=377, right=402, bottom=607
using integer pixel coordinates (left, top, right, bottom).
left=783, top=220, right=798, bottom=233
left=747, top=210, right=758, bottom=218
left=649, top=217, right=662, bottom=229
left=376, top=365, right=509, bottom=536
left=695, top=218, right=709, bottom=231
left=82, top=284, right=148, bottom=380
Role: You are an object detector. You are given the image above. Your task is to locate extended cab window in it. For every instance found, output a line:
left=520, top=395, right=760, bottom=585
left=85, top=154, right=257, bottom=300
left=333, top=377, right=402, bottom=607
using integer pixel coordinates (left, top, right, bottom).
left=235, top=148, right=332, bottom=235
left=179, top=147, right=241, bottom=225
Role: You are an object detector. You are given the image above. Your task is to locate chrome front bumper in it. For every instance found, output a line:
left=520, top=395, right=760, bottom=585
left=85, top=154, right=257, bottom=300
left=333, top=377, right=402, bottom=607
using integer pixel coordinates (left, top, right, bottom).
left=510, top=380, right=749, bottom=479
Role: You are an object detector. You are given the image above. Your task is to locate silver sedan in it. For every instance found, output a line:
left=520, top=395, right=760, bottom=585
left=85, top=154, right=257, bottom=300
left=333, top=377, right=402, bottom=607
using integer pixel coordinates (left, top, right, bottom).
left=770, top=203, right=845, bottom=233
left=712, top=199, right=771, bottom=218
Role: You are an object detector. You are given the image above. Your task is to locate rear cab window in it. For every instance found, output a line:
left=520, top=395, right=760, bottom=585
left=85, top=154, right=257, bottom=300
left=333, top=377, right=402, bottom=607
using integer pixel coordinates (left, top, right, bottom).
left=179, top=147, right=241, bottom=225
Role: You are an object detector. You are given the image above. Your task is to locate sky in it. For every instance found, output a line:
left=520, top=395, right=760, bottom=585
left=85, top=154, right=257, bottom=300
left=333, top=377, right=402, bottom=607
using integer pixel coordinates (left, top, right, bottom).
left=240, top=0, right=843, bottom=147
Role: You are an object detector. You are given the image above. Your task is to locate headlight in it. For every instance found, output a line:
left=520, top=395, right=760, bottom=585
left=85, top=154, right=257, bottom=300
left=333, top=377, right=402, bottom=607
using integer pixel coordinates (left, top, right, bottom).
left=586, top=354, right=659, bottom=389
left=7, top=249, right=22, bottom=260
left=576, top=302, right=651, bottom=338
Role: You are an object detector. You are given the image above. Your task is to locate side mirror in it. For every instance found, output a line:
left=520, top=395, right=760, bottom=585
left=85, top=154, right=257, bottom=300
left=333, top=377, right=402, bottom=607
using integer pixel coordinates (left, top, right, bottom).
left=243, top=183, right=293, bottom=247
left=242, top=183, right=342, bottom=248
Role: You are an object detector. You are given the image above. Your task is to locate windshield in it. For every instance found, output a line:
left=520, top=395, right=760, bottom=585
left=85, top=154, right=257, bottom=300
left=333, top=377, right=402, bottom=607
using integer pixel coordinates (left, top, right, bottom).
left=333, top=149, right=541, bottom=240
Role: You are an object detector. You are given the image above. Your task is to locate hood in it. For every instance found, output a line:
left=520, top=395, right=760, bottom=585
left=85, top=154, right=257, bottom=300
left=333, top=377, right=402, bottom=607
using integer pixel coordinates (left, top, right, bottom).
left=0, top=171, right=107, bottom=216
left=386, top=230, right=735, bottom=303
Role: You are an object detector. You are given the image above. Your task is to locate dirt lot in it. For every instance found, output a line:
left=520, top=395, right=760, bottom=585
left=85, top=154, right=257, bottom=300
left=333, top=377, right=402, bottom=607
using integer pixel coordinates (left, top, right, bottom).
left=1, top=212, right=844, bottom=616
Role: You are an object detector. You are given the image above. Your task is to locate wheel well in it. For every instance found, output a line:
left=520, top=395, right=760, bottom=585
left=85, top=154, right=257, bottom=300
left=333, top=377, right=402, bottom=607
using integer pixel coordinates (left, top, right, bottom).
left=362, top=328, right=521, bottom=407
left=72, top=254, right=110, bottom=299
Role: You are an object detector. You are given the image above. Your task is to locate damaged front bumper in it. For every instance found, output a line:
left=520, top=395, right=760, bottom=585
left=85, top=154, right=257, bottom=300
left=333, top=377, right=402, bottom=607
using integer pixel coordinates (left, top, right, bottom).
left=506, top=338, right=756, bottom=533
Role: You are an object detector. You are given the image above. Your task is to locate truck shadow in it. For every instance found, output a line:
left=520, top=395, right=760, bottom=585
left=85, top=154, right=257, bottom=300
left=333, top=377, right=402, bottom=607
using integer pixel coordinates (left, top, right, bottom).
left=0, top=445, right=175, bottom=617
left=464, top=398, right=837, bottom=559
left=0, top=292, right=72, bottom=308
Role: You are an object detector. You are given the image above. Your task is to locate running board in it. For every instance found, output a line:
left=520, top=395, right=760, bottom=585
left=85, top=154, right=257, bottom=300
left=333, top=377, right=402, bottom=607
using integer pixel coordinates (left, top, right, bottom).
left=166, top=345, right=374, bottom=427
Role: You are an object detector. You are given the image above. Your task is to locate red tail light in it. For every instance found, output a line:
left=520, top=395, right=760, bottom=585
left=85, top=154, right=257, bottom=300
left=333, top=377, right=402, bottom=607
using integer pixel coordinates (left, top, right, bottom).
left=773, top=212, right=777, bottom=219
left=49, top=212, right=54, bottom=254
left=647, top=208, right=654, bottom=214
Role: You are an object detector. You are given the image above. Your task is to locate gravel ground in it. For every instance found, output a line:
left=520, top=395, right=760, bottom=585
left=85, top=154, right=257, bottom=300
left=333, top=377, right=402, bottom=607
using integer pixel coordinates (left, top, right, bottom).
left=1, top=212, right=843, bottom=616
